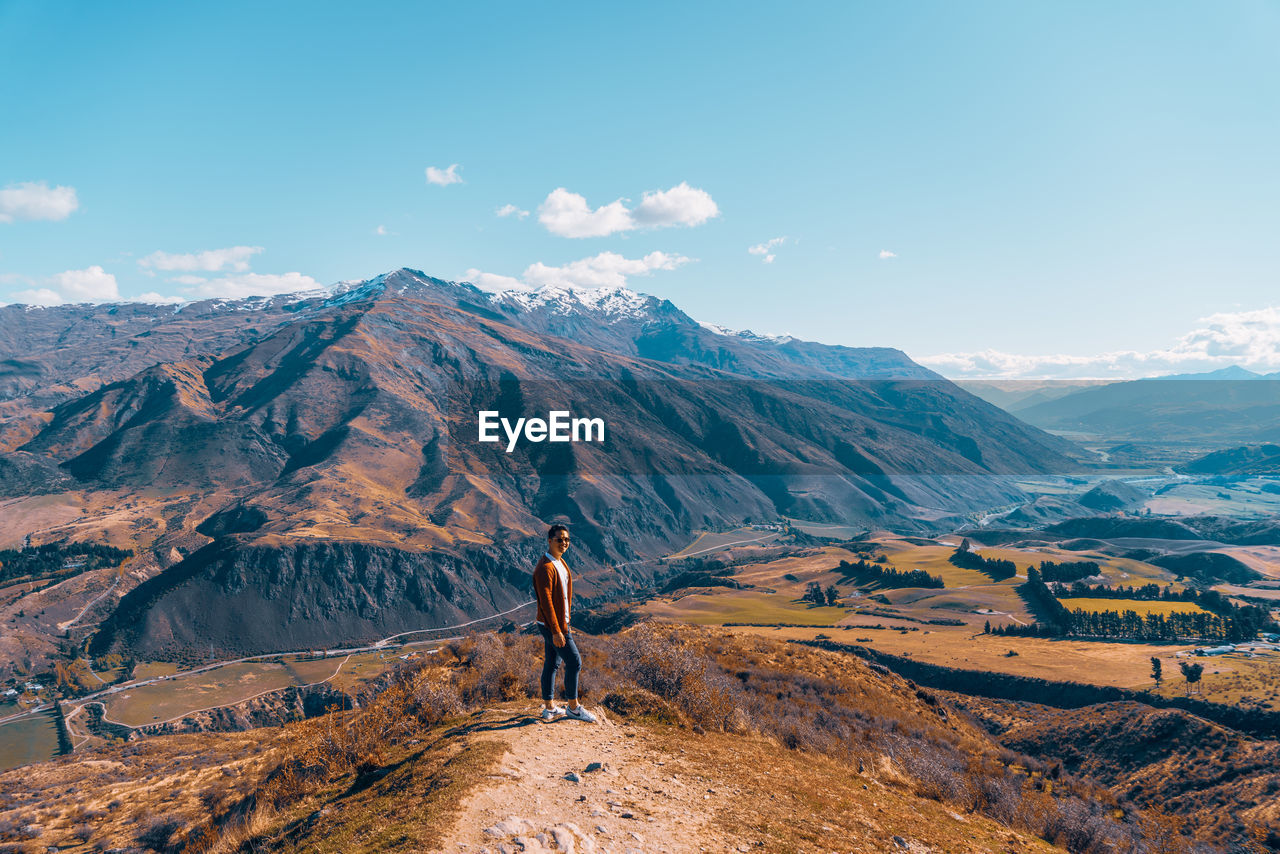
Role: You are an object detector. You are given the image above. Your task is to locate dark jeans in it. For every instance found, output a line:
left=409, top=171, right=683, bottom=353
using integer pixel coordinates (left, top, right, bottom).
left=538, top=623, right=581, bottom=702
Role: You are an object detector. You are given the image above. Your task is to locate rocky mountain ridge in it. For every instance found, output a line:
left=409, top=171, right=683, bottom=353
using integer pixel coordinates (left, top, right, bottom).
left=1, top=268, right=1089, bottom=660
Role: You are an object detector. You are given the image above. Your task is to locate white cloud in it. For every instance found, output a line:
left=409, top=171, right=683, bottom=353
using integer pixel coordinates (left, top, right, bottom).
left=181, top=272, right=321, bottom=300
left=465, top=250, right=690, bottom=293
left=135, top=292, right=186, bottom=305
left=496, top=203, right=530, bottom=219
left=0, top=181, right=79, bottom=223
left=538, top=188, right=634, bottom=238
left=4, top=266, right=117, bottom=305
left=425, top=164, right=463, bottom=186
left=9, top=288, right=64, bottom=306
left=537, top=182, right=719, bottom=238
left=878, top=249, right=897, bottom=260
left=524, top=251, right=688, bottom=289
left=632, top=182, right=720, bottom=228
left=139, top=246, right=263, bottom=273
left=51, top=266, right=120, bottom=302
left=464, top=269, right=526, bottom=292
left=748, top=236, right=788, bottom=264
left=921, top=305, right=1280, bottom=380
left=375, top=225, right=388, bottom=236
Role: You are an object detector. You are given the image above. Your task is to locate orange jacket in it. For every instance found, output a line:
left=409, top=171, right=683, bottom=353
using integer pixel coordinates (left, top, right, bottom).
left=533, top=554, right=573, bottom=635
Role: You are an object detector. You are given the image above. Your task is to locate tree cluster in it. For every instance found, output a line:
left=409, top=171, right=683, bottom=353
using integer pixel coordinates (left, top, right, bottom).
left=836, top=558, right=944, bottom=589
left=0, top=541, right=133, bottom=585
left=803, top=581, right=841, bottom=606
left=1179, top=660, right=1204, bottom=695
left=987, top=567, right=1276, bottom=642
left=948, top=545, right=1016, bottom=581
left=1037, top=560, right=1101, bottom=583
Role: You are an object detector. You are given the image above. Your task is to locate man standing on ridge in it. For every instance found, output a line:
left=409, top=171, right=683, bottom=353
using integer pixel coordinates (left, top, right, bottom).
left=534, top=524, right=596, bottom=722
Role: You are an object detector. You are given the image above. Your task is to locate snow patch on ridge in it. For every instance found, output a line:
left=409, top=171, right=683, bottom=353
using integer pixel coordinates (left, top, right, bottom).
left=698, top=320, right=796, bottom=344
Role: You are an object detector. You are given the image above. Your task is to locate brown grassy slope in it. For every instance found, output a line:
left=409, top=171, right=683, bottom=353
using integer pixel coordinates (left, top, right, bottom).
left=0, top=625, right=1219, bottom=854
left=950, top=696, right=1280, bottom=846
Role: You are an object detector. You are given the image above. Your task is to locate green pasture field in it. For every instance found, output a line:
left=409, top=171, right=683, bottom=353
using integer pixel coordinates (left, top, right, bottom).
left=131, top=661, right=180, bottom=681
left=0, top=709, right=60, bottom=772
left=97, top=649, right=413, bottom=729
left=100, top=651, right=390, bottom=727
left=645, top=589, right=849, bottom=626
left=665, top=527, right=781, bottom=559
left=784, top=518, right=865, bottom=539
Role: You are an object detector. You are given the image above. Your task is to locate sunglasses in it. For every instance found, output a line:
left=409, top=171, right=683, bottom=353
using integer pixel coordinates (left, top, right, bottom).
left=554, top=536, right=570, bottom=543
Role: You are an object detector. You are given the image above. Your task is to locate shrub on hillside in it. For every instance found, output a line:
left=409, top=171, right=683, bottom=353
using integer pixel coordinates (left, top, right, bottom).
left=410, top=672, right=466, bottom=725
left=572, top=604, right=642, bottom=634
left=600, top=687, right=683, bottom=726
left=613, top=624, right=745, bottom=731
left=136, top=816, right=187, bottom=852
left=446, top=631, right=541, bottom=703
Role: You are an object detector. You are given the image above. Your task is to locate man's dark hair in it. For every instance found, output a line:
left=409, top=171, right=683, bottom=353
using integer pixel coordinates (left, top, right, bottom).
left=548, top=524, right=569, bottom=541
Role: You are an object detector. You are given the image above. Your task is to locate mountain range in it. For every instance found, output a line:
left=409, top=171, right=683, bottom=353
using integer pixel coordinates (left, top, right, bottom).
left=998, top=366, right=1280, bottom=447
left=0, top=269, right=1085, bottom=660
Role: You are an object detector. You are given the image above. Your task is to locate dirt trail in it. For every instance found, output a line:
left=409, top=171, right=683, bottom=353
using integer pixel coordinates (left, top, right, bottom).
left=443, top=705, right=745, bottom=854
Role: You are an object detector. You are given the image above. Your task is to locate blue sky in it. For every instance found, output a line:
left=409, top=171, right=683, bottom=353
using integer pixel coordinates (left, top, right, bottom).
left=2, top=1, right=1278, bottom=379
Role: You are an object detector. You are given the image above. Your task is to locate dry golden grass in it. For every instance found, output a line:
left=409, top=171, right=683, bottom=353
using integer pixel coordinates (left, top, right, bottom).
left=0, top=729, right=282, bottom=852
left=724, top=623, right=1280, bottom=712
left=675, top=725, right=1063, bottom=854
left=1166, top=652, right=1280, bottom=711
left=724, top=625, right=1196, bottom=690
left=1058, top=598, right=1207, bottom=616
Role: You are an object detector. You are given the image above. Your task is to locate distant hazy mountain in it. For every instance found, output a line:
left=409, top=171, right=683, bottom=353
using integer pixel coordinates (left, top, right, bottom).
left=1078, top=479, right=1146, bottom=511
left=1178, top=444, right=1280, bottom=476
left=1, top=268, right=1085, bottom=659
left=1152, top=366, right=1275, bottom=382
left=1014, top=366, right=1280, bottom=445
left=956, top=379, right=1115, bottom=413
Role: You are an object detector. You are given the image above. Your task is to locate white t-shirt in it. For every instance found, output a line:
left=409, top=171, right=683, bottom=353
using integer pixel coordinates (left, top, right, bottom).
left=538, top=553, right=571, bottom=629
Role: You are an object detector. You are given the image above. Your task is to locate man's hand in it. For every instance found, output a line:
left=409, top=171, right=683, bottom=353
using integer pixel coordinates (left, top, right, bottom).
left=552, top=631, right=566, bottom=648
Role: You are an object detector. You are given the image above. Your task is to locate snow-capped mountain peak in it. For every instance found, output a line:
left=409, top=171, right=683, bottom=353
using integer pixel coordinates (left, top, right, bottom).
left=492, top=283, right=658, bottom=321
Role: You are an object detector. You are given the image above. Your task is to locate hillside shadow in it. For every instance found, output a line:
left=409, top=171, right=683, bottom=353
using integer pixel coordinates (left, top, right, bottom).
left=442, top=712, right=537, bottom=737
left=1013, top=581, right=1059, bottom=626
left=315, top=712, right=536, bottom=809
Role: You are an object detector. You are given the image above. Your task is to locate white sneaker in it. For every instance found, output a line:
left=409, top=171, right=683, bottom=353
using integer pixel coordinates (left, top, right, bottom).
left=565, top=704, right=597, bottom=723
left=540, top=705, right=565, bottom=721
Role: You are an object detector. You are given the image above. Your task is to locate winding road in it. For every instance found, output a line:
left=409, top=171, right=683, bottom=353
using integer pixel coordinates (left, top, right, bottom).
left=0, top=600, right=538, bottom=731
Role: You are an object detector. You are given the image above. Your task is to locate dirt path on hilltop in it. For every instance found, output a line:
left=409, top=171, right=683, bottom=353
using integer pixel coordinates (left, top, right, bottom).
left=442, top=705, right=746, bottom=854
